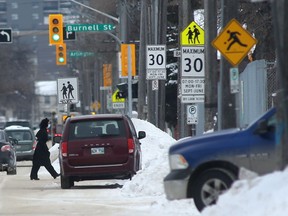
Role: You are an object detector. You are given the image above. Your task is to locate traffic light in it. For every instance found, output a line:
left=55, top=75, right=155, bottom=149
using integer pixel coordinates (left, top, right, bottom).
left=116, top=81, right=138, bottom=98
left=56, top=43, right=67, bottom=65
left=116, top=83, right=128, bottom=98
left=49, top=14, right=63, bottom=45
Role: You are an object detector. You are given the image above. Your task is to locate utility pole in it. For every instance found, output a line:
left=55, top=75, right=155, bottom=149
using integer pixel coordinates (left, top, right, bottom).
left=138, top=0, right=148, bottom=120
left=178, top=0, right=192, bottom=138
left=218, top=0, right=238, bottom=129
left=271, top=0, right=288, bottom=170
left=147, top=1, right=156, bottom=125
left=157, top=0, right=168, bottom=131
left=204, top=0, right=218, bottom=131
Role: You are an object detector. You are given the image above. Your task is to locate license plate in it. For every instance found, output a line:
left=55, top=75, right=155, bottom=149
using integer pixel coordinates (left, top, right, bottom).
left=91, top=147, right=104, bottom=155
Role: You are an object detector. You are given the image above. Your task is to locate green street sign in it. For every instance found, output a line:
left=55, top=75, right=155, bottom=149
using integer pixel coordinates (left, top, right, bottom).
left=69, top=51, right=95, bottom=58
left=66, top=24, right=115, bottom=32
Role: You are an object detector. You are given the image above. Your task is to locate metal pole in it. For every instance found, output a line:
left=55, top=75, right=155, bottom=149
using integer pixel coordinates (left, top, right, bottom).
left=128, top=45, right=132, bottom=117
left=138, top=0, right=148, bottom=119
left=154, top=0, right=159, bottom=127
left=70, top=0, right=119, bottom=23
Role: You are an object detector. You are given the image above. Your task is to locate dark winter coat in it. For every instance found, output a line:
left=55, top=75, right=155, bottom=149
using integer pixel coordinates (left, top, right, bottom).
left=33, top=128, right=51, bottom=166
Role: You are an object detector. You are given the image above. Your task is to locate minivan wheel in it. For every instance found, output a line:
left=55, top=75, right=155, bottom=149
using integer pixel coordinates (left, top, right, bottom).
left=61, top=175, right=73, bottom=189
left=7, top=167, right=17, bottom=175
left=191, top=169, right=234, bottom=211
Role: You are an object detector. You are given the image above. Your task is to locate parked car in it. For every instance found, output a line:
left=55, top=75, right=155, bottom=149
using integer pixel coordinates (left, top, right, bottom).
left=57, top=114, right=146, bottom=189
left=0, top=129, right=17, bottom=175
left=0, top=116, right=6, bottom=129
left=4, top=120, right=31, bottom=129
left=164, top=107, right=277, bottom=211
left=4, top=125, right=36, bottom=161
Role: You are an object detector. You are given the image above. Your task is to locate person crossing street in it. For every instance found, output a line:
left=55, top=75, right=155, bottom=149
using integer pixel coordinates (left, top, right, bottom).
left=30, top=118, right=60, bottom=180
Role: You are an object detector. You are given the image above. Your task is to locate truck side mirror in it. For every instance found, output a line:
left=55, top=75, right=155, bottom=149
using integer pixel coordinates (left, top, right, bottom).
left=254, top=120, right=269, bottom=134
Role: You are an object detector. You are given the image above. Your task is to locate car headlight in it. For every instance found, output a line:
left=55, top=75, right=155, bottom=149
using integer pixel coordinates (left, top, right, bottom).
left=169, top=154, right=188, bottom=170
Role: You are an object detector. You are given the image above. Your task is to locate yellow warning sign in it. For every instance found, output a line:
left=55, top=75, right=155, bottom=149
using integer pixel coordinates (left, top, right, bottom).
left=181, top=21, right=204, bottom=46
left=112, top=89, right=125, bottom=103
left=212, top=18, right=257, bottom=66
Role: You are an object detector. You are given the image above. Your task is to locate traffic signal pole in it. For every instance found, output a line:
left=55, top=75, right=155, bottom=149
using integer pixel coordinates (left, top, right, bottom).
left=70, top=0, right=130, bottom=116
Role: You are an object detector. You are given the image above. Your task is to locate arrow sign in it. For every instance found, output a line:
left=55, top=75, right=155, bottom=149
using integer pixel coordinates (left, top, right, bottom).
left=63, top=27, right=76, bottom=41
left=0, top=29, right=12, bottom=43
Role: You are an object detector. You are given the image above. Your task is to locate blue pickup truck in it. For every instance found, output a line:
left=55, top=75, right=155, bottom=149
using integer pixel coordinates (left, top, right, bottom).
left=164, top=107, right=277, bottom=211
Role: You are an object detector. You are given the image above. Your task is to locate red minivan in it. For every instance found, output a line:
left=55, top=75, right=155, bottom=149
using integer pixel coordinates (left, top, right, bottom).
left=58, top=114, right=146, bottom=189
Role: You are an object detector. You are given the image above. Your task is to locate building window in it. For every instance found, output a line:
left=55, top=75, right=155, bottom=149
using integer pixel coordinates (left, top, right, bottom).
left=0, top=14, right=7, bottom=23
left=43, top=2, right=58, bottom=11
left=0, top=2, right=7, bottom=12
left=44, top=96, right=50, bottom=105
left=11, top=14, right=18, bottom=21
left=32, top=13, right=39, bottom=20
left=11, top=3, right=18, bottom=9
left=32, top=2, right=39, bottom=9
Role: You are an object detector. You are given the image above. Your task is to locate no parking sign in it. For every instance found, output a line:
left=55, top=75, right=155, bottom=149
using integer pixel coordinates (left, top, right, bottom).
left=187, top=105, right=198, bottom=124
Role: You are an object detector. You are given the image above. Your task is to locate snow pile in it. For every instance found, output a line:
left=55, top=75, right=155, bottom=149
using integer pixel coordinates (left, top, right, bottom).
left=201, top=167, right=288, bottom=216
left=121, top=118, right=176, bottom=197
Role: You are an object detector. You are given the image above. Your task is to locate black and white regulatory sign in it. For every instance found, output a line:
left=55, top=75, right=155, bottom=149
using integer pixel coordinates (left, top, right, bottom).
left=187, top=104, right=198, bottom=124
left=0, top=29, right=12, bottom=43
left=63, top=27, right=76, bottom=41
left=181, top=47, right=205, bottom=77
left=146, top=45, right=166, bottom=80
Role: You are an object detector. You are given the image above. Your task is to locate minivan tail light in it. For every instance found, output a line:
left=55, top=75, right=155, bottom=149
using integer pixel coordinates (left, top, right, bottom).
left=128, top=138, right=135, bottom=154
left=61, top=141, right=68, bottom=157
left=1, top=145, right=11, bottom=152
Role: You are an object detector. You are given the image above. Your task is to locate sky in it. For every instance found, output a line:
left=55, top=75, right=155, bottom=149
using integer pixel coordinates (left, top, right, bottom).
left=43, top=116, right=288, bottom=216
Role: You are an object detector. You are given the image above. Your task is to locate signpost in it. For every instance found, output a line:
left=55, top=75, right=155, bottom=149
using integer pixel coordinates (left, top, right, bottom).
left=212, top=18, right=257, bottom=66
left=187, top=104, right=198, bottom=124
left=230, top=67, right=240, bottom=93
left=181, top=47, right=205, bottom=77
left=180, top=21, right=205, bottom=136
left=66, top=24, right=115, bottom=32
left=0, top=28, right=12, bottom=43
left=181, top=78, right=205, bottom=95
left=69, top=51, right=94, bottom=57
left=146, top=45, right=166, bottom=80
left=112, top=89, right=125, bottom=109
left=63, top=27, right=76, bottom=41
left=180, top=24, right=205, bottom=103
left=181, top=21, right=205, bottom=46
left=57, top=77, right=79, bottom=104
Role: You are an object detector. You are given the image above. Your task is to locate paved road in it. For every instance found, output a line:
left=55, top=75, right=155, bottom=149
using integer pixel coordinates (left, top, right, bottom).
left=0, top=160, right=158, bottom=216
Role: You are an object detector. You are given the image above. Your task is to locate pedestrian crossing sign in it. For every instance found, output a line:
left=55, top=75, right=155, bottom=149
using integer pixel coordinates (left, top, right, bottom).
left=112, top=89, right=125, bottom=103
left=181, top=21, right=204, bottom=46
left=212, top=18, right=257, bottom=66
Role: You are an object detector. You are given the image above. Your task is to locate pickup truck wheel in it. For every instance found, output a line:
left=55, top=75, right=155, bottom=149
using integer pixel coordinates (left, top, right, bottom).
left=192, top=169, right=234, bottom=211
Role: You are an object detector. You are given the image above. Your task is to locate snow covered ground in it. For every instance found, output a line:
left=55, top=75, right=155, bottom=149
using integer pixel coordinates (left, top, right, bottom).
left=43, top=117, right=287, bottom=216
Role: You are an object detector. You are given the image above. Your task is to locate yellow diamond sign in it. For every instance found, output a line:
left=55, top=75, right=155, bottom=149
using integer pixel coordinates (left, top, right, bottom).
left=212, top=18, right=257, bottom=66
left=112, top=89, right=125, bottom=103
left=181, top=21, right=204, bottom=46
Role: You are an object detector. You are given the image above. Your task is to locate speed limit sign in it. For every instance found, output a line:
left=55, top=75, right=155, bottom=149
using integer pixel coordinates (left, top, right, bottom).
left=146, top=45, right=166, bottom=69
left=146, top=45, right=166, bottom=80
left=181, top=47, right=205, bottom=77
